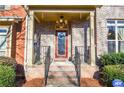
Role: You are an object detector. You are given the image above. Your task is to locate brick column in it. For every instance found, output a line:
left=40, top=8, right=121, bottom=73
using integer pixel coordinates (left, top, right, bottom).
left=89, top=12, right=96, bottom=66
left=26, top=11, right=34, bottom=66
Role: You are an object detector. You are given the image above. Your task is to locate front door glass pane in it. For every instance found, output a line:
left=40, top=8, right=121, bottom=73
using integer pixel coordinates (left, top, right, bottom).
left=58, top=32, right=66, bottom=55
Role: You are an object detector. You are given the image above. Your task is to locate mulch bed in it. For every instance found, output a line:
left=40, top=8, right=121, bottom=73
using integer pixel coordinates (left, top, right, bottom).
left=80, top=78, right=102, bottom=87
left=16, top=77, right=45, bottom=87
left=22, top=78, right=45, bottom=87
left=17, top=77, right=102, bottom=87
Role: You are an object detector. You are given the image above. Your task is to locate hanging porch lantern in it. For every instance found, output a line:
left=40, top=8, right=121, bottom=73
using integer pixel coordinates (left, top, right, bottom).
left=55, top=16, right=68, bottom=30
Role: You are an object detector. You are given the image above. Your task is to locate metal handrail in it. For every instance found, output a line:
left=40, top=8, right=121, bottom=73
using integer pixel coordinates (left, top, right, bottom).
left=41, top=46, right=51, bottom=85
left=74, top=46, right=81, bottom=86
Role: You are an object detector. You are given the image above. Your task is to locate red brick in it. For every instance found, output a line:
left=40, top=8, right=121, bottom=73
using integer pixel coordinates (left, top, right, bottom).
left=0, top=5, right=27, bottom=65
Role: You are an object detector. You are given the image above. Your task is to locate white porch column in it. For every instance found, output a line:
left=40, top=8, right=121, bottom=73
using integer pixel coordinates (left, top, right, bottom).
left=26, top=11, right=34, bottom=66
left=89, top=12, right=96, bottom=66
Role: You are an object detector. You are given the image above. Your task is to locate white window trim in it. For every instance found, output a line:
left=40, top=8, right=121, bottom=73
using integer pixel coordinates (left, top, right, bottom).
left=0, top=27, right=9, bottom=56
left=107, top=20, right=124, bottom=53
left=115, top=21, right=118, bottom=53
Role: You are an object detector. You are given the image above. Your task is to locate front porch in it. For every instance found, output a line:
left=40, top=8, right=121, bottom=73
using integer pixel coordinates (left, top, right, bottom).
left=24, top=62, right=99, bottom=87
left=24, top=5, right=98, bottom=87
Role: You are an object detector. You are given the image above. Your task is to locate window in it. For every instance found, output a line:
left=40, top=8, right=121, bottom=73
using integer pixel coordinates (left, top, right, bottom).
left=107, top=20, right=124, bottom=53
left=107, top=20, right=115, bottom=24
left=0, top=28, right=7, bottom=56
left=107, top=26, right=115, bottom=40
left=0, top=5, right=5, bottom=9
left=118, top=26, right=124, bottom=52
left=0, top=5, right=10, bottom=10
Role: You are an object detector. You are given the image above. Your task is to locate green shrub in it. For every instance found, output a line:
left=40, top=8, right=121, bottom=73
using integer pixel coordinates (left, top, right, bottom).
left=100, top=53, right=124, bottom=65
left=0, top=65, right=16, bottom=87
left=0, top=56, right=16, bottom=68
left=100, top=65, right=124, bottom=86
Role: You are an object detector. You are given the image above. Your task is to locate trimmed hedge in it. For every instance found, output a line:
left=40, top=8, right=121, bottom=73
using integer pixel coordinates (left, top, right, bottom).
left=100, top=53, right=124, bottom=65
left=100, top=65, right=124, bottom=86
left=0, top=65, right=16, bottom=87
left=0, top=56, right=16, bottom=68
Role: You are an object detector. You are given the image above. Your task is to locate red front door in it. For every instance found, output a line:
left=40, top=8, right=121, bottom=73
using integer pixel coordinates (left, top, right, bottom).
left=55, top=30, right=68, bottom=60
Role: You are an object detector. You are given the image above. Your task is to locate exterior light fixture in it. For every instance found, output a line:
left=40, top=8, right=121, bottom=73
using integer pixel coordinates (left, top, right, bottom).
left=59, top=16, right=64, bottom=23
left=55, top=16, right=68, bottom=30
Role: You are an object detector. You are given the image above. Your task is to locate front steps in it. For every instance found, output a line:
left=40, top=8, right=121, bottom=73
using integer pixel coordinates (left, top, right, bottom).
left=24, top=62, right=99, bottom=87
left=46, top=62, right=78, bottom=87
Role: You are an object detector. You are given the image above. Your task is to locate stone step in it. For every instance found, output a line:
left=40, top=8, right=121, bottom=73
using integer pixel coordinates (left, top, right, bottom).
left=46, top=82, right=78, bottom=87
left=50, top=62, right=75, bottom=66
left=46, top=83, right=78, bottom=87
left=46, top=84, right=78, bottom=87
left=46, top=77, right=78, bottom=87
left=48, top=77, right=77, bottom=81
left=48, top=71, right=77, bottom=78
left=49, top=66, right=76, bottom=71
left=46, top=62, right=79, bottom=87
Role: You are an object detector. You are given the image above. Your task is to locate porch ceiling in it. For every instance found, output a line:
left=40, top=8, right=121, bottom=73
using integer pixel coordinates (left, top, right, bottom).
left=30, top=5, right=99, bottom=23
left=34, top=12, right=89, bottom=22
left=28, top=5, right=100, bottom=10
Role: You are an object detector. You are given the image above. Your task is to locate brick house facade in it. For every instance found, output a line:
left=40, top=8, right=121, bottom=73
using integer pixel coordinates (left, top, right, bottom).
left=0, top=5, right=124, bottom=86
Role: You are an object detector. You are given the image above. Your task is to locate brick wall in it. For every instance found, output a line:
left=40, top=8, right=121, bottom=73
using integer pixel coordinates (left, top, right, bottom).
left=0, top=5, right=27, bottom=65
left=96, top=6, right=124, bottom=59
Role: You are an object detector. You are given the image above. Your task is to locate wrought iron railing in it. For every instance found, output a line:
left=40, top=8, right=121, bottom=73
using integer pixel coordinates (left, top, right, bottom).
left=73, top=46, right=81, bottom=86
left=76, top=46, right=84, bottom=63
left=41, top=46, right=51, bottom=85
left=40, top=46, right=49, bottom=63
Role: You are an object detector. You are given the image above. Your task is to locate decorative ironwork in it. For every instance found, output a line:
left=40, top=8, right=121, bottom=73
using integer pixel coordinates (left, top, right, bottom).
left=41, top=46, right=50, bottom=63
left=76, top=46, right=84, bottom=63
